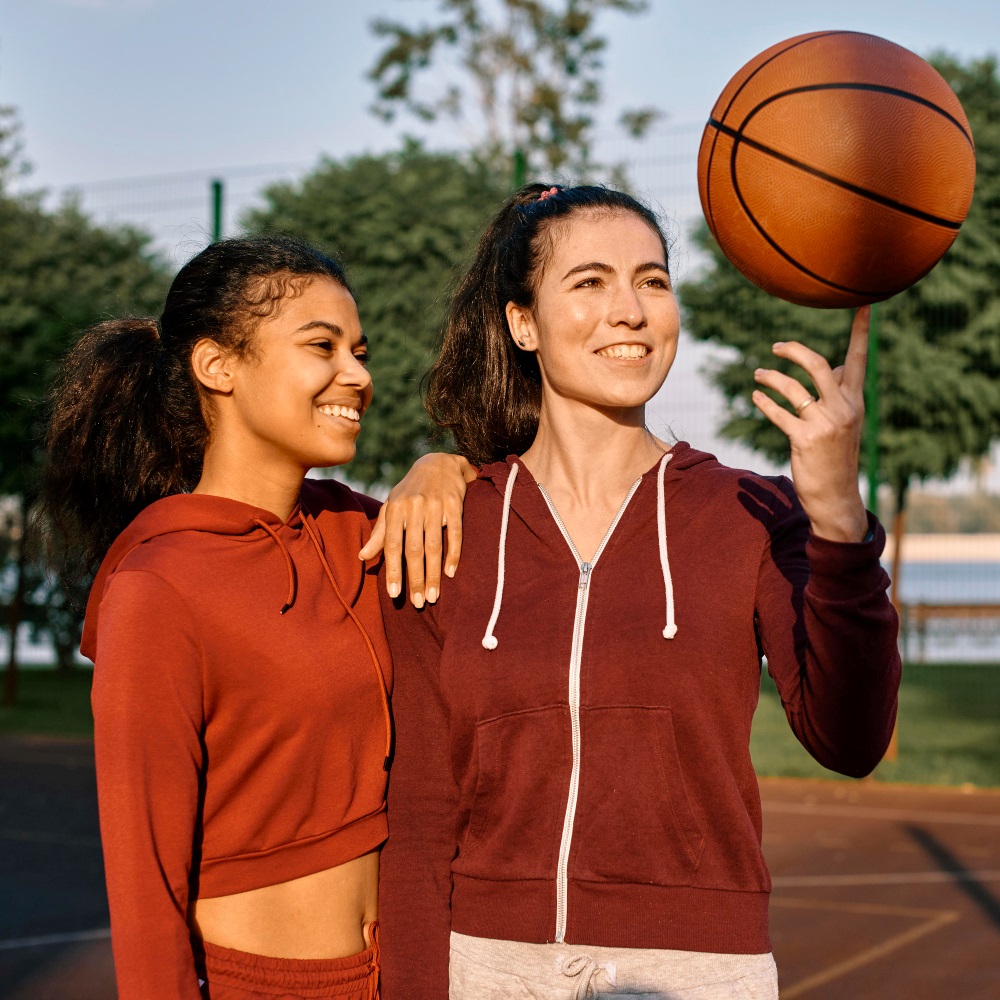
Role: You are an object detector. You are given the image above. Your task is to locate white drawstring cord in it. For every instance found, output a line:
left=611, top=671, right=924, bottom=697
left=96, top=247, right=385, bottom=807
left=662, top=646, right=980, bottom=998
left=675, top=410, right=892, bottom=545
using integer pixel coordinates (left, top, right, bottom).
left=482, top=463, right=519, bottom=650
left=657, top=451, right=678, bottom=639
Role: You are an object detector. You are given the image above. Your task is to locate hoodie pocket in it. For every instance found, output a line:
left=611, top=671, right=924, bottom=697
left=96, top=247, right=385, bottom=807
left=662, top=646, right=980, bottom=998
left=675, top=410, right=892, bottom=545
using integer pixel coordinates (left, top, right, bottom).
left=455, top=705, right=571, bottom=882
left=571, top=705, right=705, bottom=885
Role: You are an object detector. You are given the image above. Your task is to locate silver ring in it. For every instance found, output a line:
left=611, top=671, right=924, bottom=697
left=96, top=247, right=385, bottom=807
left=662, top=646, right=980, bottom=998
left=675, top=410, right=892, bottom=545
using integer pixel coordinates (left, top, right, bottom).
left=795, top=396, right=816, bottom=414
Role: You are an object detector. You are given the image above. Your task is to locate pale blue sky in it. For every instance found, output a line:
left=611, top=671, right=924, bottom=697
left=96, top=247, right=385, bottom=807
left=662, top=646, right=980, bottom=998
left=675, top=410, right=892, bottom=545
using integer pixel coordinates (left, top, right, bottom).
left=0, top=0, right=996, bottom=187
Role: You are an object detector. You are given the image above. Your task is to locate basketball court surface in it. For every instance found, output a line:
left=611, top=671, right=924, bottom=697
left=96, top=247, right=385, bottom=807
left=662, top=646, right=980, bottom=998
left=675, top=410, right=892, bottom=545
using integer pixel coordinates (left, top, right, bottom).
left=1, top=736, right=997, bottom=998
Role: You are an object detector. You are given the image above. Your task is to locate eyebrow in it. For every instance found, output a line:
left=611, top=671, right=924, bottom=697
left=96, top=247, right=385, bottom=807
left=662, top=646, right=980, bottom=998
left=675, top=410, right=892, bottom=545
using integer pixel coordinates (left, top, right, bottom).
left=562, top=260, right=670, bottom=280
left=297, top=321, right=368, bottom=347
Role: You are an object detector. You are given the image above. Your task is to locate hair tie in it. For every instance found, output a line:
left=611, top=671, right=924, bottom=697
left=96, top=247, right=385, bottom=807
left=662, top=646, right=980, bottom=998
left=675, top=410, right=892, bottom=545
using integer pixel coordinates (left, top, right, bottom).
left=537, top=186, right=560, bottom=202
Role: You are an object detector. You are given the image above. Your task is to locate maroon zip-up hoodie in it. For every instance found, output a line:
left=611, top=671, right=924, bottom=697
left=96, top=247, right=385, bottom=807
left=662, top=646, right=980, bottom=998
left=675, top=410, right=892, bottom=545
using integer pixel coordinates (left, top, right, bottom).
left=378, top=444, right=900, bottom=999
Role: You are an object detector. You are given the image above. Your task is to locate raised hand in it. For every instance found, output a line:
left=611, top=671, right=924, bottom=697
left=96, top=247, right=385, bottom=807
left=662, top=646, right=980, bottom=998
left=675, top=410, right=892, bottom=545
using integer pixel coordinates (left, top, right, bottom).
left=359, top=453, right=478, bottom=607
left=751, top=306, right=870, bottom=543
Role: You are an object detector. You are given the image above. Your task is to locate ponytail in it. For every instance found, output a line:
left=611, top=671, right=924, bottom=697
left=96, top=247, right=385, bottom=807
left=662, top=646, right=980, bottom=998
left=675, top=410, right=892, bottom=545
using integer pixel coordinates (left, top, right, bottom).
left=425, top=184, right=671, bottom=465
left=38, top=235, right=350, bottom=576
left=40, top=317, right=204, bottom=575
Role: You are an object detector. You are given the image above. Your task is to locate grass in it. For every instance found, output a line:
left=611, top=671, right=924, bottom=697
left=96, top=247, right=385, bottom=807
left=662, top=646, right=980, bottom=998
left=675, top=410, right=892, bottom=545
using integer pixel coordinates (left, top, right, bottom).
left=0, top=668, right=95, bottom=738
left=3, top=665, right=999, bottom=787
left=750, top=663, right=1000, bottom=788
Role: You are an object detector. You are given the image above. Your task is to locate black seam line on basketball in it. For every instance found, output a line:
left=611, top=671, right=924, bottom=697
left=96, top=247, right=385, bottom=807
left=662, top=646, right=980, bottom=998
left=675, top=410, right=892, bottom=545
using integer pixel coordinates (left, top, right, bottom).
left=728, top=150, right=896, bottom=299
left=706, top=31, right=847, bottom=233
left=707, top=119, right=964, bottom=230
left=715, top=31, right=848, bottom=132
left=736, top=81, right=974, bottom=150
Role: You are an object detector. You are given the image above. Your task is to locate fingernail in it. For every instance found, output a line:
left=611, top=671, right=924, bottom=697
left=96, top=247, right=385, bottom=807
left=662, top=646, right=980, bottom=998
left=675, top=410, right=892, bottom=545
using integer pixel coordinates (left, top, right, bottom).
left=427, top=587, right=438, bottom=603
left=773, top=342, right=785, bottom=349
left=754, top=368, right=766, bottom=379
left=445, top=565, right=456, bottom=578
left=413, top=592, right=424, bottom=609
left=388, top=582, right=400, bottom=598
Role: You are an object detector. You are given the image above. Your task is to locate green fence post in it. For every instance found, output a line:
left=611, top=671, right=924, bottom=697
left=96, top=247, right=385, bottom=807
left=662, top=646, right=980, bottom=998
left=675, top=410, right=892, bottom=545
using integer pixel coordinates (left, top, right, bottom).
left=210, top=178, right=224, bottom=243
left=864, top=302, right=880, bottom=514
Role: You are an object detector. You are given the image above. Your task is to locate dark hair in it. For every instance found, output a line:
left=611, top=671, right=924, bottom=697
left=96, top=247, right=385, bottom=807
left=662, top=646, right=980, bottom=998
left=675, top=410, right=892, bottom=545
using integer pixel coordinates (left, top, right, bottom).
left=38, top=235, right=350, bottom=575
left=425, top=183, right=670, bottom=465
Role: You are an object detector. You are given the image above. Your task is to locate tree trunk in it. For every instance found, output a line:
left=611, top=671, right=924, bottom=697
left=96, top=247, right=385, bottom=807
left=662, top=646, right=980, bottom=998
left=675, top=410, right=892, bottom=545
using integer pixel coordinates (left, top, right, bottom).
left=3, top=498, right=26, bottom=708
left=884, top=477, right=909, bottom=763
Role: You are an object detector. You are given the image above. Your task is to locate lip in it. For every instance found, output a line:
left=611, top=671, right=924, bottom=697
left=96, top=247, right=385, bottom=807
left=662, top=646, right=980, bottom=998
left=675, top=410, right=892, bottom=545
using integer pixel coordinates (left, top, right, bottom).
left=594, top=342, right=653, bottom=361
left=315, top=401, right=363, bottom=428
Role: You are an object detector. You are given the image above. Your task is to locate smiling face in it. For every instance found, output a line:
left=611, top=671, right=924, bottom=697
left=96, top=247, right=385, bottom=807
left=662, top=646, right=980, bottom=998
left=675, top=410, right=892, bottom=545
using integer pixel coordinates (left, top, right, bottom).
left=220, top=275, right=372, bottom=473
left=506, top=209, right=680, bottom=416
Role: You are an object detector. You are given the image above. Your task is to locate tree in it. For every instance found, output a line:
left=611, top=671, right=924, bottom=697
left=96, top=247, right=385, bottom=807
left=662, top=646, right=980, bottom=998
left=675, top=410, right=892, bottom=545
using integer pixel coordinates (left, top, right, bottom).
left=0, top=129, right=170, bottom=701
left=368, top=0, right=662, bottom=178
left=679, top=53, right=1000, bottom=598
left=243, top=141, right=510, bottom=486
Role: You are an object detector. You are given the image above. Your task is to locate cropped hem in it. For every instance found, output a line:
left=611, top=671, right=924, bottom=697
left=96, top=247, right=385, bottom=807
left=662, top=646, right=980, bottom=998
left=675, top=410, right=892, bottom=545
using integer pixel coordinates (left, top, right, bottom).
left=198, top=809, right=387, bottom=898
left=451, top=875, right=771, bottom=954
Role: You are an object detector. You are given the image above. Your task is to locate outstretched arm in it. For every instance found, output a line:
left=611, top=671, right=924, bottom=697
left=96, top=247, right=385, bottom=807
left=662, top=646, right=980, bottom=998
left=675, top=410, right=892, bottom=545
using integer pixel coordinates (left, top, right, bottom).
left=359, top=453, right=478, bottom=607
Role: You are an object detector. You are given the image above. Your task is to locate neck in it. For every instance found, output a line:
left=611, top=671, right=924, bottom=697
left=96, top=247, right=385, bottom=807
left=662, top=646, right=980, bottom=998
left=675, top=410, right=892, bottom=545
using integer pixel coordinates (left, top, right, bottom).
left=194, top=434, right=307, bottom=523
left=520, top=396, right=667, bottom=506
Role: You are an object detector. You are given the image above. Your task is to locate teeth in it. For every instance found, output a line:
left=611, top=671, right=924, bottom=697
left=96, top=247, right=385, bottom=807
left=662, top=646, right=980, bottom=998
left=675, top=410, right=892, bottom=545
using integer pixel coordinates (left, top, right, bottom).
left=318, top=404, right=360, bottom=421
left=597, top=344, right=648, bottom=359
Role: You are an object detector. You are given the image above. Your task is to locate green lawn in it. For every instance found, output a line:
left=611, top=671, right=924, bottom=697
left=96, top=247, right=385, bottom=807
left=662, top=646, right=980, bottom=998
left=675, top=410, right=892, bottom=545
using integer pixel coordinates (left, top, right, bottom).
left=751, top=663, right=1000, bottom=788
left=3, top=665, right=999, bottom=787
left=0, top=668, right=95, bottom=738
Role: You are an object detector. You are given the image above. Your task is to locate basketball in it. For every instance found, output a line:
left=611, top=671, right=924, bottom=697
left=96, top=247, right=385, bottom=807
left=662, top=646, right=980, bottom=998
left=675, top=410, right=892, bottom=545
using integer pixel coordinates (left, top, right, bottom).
left=697, top=31, right=977, bottom=309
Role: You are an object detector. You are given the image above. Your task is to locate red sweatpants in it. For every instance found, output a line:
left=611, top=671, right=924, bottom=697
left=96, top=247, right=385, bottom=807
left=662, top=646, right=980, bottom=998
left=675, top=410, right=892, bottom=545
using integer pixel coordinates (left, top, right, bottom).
left=198, top=923, right=379, bottom=1000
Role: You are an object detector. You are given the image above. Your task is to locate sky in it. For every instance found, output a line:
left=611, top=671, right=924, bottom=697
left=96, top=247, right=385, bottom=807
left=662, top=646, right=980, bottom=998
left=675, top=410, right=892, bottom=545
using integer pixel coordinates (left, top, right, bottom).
left=1, top=0, right=998, bottom=479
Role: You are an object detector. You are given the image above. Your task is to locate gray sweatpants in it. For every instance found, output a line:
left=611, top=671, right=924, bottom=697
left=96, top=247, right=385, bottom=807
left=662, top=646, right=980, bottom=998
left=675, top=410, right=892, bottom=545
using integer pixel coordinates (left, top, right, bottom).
left=449, top=931, right=779, bottom=999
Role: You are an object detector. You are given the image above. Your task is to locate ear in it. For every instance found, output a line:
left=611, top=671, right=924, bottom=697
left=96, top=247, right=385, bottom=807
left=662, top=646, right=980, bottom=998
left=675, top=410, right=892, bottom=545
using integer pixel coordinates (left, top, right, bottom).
left=190, top=338, right=236, bottom=394
left=505, top=301, right=538, bottom=352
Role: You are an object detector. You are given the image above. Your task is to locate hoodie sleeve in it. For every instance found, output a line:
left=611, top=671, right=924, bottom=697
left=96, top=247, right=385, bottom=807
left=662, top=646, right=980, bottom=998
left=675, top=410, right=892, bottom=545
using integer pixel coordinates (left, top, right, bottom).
left=753, top=479, right=901, bottom=778
left=91, top=569, right=205, bottom=1000
left=377, top=584, right=457, bottom=1000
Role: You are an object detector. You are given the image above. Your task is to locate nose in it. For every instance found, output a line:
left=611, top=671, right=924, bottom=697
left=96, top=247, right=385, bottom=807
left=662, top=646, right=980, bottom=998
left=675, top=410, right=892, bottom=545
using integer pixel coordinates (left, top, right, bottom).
left=609, top=282, right=645, bottom=329
left=337, top=353, right=373, bottom=393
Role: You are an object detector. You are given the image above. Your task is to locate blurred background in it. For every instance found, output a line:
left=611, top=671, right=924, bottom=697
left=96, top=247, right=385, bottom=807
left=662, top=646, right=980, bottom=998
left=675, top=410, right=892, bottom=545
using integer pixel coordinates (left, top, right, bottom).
left=1, top=1, right=998, bottom=997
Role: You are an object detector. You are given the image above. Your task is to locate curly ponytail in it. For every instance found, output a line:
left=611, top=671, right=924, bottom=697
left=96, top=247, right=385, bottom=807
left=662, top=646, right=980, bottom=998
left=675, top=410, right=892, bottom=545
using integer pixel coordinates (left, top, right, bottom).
left=425, top=184, right=671, bottom=465
left=38, top=235, right=350, bottom=575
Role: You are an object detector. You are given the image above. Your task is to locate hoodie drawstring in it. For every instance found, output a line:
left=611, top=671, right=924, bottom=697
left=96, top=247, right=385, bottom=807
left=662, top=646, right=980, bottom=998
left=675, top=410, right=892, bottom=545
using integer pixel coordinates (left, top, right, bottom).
left=656, top=451, right=678, bottom=639
left=481, top=462, right=519, bottom=651
left=301, top=515, right=394, bottom=771
left=253, top=518, right=297, bottom=614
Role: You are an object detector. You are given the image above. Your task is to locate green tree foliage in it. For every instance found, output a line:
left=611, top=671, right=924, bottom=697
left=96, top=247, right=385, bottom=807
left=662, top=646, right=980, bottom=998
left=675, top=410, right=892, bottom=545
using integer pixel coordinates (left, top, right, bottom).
left=0, top=120, right=170, bottom=696
left=243, top=142, right=510, bottom=486
left=368, top=0, right=662, bottom=177
left=680, top=54, right=1000, bottom=518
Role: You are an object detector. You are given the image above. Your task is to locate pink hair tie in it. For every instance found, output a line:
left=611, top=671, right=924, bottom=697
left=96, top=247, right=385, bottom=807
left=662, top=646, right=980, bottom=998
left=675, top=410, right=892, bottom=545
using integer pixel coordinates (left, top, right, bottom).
left=537, top=186, right=560, bottom=202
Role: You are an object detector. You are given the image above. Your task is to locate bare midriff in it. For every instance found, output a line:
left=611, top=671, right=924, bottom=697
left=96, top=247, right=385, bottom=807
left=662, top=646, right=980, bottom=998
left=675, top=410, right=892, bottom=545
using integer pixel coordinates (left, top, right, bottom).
left=190, top=850, right=379, bottom=960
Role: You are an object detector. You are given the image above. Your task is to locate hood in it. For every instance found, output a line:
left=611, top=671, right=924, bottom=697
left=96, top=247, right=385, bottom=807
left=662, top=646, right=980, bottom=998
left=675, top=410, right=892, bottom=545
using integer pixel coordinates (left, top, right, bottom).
left=80, top=493, right=302, bottom=661
left=476, top=442, right=722, bottom=651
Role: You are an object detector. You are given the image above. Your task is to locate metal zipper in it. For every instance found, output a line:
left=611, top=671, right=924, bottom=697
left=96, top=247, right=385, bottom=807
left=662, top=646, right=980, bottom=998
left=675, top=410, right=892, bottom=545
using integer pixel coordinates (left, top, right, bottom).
left=536, top=476, right=643, bottom=943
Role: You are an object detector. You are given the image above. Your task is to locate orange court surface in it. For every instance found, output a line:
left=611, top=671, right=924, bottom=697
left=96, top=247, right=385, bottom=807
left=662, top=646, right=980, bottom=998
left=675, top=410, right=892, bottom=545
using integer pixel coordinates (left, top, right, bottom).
left=1, top=737, right=997, bottom=999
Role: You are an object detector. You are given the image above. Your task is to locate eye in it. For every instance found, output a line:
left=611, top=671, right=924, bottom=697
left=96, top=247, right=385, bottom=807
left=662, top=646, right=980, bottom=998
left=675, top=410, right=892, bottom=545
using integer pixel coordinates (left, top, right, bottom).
left=641, top=276, right=672, bottom=291
left=354, top=350, right=370, bottom=367
left=574, top=276, right=601, bottom=288
left=310, top=339, right=334, bottom=352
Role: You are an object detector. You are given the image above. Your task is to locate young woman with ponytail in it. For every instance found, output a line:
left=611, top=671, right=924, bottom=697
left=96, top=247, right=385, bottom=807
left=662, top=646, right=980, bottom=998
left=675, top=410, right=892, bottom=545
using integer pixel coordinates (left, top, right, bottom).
left=377, top=186, right=901, bottom=998
left=39, top=235, right=474, bottom=1000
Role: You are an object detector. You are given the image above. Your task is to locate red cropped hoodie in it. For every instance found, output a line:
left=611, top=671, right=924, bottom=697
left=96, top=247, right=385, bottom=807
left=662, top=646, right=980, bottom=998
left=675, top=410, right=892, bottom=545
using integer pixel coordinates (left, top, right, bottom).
left=378, top=445, right=901, bottom=999
left=82, top=480, right=391, bottom=1000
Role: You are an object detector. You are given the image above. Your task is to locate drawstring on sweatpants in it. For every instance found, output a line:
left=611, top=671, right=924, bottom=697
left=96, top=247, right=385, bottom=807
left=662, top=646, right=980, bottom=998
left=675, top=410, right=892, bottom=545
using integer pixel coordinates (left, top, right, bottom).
left=560, top=953, right=617, bottom=1000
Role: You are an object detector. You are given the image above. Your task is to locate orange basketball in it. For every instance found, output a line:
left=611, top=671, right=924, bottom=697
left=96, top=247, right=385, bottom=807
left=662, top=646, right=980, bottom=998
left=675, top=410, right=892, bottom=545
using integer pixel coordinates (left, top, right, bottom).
left=697, top=31, right=976, bottom=308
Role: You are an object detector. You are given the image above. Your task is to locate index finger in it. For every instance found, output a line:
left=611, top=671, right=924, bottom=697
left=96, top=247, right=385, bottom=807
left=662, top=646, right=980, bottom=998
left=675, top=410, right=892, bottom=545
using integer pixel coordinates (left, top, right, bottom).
left=841, top=305, right=871, bottom=400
